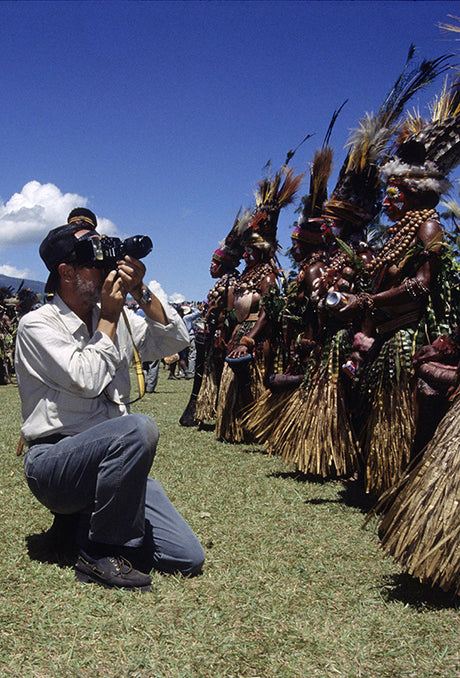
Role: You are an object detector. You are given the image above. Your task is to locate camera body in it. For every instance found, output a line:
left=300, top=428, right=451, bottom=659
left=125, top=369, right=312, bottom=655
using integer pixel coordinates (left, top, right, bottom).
left=74, top=235, right=153, bottom=272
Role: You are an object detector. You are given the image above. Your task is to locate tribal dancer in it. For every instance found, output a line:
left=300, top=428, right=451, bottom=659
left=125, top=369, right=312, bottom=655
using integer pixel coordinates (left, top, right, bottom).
left=215, top=167, right=303, bottom=443
left=193, top=217, right=249, bottom=425
left=242, top=140, right=334, bottom=444
left=267, top=191, right=373, bottom=478
left=340, top=76, right=460, bottom=496
left=372, top=331, right=460, bottom=595
left=268, top=51, right=449, bottom=478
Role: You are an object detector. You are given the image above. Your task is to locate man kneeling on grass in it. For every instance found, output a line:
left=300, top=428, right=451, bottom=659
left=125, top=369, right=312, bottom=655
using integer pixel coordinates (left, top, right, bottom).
left=15, top=223, right=205, bottom=591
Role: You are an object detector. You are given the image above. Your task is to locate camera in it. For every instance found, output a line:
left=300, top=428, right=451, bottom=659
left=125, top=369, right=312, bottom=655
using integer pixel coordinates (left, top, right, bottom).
left=74, top=235, right=153, bottom=272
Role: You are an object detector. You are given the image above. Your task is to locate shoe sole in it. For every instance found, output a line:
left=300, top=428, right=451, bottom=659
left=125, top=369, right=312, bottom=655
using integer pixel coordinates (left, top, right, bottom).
left=75, top=569, right=153, bottom=592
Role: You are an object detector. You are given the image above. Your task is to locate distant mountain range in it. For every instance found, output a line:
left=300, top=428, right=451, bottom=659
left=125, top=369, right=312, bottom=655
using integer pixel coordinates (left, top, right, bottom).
left=0, top=273, right=46, bottom=297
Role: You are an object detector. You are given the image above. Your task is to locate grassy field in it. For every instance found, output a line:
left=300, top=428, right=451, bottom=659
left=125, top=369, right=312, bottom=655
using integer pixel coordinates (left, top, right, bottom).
left=0, top=367, right=458, bottom=678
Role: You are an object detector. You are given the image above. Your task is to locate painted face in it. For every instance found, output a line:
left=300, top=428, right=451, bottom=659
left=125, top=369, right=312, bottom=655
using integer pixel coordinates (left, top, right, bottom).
left=210, top=259, right=222, bottom=278
left=291, top=238, right=310, bottom=262
left=383, top=183, right=410, bottom=221
left=243, top=246, right=258, bottom=265
left=323, top=218, right=344, bottom=240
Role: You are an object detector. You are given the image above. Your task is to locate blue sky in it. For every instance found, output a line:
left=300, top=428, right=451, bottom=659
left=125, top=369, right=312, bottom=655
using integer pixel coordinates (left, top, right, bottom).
left=0, top=0, right=459, bottom=302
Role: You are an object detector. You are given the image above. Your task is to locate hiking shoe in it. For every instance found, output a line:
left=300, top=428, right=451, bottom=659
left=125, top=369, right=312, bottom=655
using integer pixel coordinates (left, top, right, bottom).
left=75, top=554, right=152, bottom=591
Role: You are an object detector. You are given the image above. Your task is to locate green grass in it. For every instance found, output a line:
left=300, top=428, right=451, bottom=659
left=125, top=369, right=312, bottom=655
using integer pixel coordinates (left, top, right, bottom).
left=0, top=367, right=458, bottom=677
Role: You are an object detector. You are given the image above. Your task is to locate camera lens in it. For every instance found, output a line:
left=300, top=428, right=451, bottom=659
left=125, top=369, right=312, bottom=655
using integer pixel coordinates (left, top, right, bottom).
left=123, top=236, right=153, bottom=260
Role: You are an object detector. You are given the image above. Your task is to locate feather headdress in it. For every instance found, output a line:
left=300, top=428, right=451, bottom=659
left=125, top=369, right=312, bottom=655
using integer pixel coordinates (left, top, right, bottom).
left=291, top=147, right=333, bottom=246
left=324, top=48, right=450, bottom=228
left=293, top=104, right=345, bottom=244
left=244, top=166, right=304, bottom=255
left=381, top=75, right=460, bottom=196
left=438, top=15, right=460, bottom=39
left=212, top=208, right=252, bottom=268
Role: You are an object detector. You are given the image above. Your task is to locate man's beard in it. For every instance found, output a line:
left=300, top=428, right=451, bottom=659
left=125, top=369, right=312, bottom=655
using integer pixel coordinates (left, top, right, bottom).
left=75, top=272, right=101, bottom=306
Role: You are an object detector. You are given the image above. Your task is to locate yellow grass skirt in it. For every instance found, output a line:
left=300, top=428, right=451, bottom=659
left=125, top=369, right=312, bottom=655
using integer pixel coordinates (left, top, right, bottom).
left=358, top=328, right=417, bottom=496
left=215, top=360, right=265, bottom=443
left=262, top=330, right=359, bottom=478
left=266, top=369, right=360, bottom=477
left=242, top=388, right=294, bottom=443
left=195, top=364, right=219, bottom=422
left=361, top=375, right=416, bottom=497
left=377, top=394, right=460, bottom=595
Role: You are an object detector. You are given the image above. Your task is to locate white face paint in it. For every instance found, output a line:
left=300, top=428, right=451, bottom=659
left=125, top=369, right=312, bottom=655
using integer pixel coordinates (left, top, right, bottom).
left=244, top=246, right=257, bottom=264
left=383, top=183, right=410, bottom=221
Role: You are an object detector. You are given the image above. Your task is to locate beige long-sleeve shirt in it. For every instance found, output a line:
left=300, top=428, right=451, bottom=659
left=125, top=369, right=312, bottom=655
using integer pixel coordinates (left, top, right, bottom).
left=15, top=294, right=189, bottom=442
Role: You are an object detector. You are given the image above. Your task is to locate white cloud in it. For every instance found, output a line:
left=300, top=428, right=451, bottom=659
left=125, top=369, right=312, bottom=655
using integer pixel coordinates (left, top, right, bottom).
left=0, top=181, right=118, bottom=247
left=147, top=280, right=185, bottom=306
left=147, top=280, right=169, bottom=306
left=169, top=291, right=186, bottom=304
left=0, top=263, right=32, bottom=278
left=95, top=217, right=118, bottom=236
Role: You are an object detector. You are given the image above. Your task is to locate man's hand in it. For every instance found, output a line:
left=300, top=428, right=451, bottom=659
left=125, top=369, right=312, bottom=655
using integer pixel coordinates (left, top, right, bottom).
left=98, top=270, right=127, bottom=341
left=117, top=255, right=146, bottom=298
left=117, top=255, right=168, bottom=325
left=413, top=335, right=459, bottom=367
left=352, top=331, right=375, bottom=353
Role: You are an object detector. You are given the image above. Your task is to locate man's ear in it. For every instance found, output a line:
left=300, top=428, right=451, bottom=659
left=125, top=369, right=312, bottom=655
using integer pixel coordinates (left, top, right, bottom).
left=58, top=262, right=77, bottom=286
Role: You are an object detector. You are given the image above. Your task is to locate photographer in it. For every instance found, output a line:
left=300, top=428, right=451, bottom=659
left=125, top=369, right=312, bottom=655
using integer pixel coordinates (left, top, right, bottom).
left=15, top=223, right=205, bottom=591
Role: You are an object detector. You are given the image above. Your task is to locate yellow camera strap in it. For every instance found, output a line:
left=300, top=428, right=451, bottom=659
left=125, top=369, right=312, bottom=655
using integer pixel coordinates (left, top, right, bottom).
left=104, top=307, right=146, bottom=405
left=124, top=307, right=146, bottom=402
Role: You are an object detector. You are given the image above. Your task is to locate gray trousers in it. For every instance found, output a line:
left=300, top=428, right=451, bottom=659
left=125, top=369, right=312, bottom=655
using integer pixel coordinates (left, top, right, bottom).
left=143, top=360, right=160, bottom=392
left=24, top=414, right=204, bottom=575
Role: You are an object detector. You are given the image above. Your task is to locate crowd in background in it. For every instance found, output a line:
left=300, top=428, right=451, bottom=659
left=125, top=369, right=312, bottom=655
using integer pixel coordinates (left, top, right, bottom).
left=0, top=285, right=41, bottom=385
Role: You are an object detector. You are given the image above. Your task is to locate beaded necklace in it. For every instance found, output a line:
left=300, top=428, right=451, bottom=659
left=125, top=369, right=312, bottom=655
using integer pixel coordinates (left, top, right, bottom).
left=315, top=247, right=352, bottom=290
left=232, top=263, right=275, bottom=297
left=366, top=208, right=437, bottom=276
left=300, top=250, right=329, bottom=270
left=207, top=271, right=238, bottom=302
left=292, top=250, right=330, bottom=291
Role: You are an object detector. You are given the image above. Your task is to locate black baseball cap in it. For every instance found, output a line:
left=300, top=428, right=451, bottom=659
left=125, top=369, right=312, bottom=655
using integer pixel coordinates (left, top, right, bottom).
left=39, top=224, right=98, bottom=293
